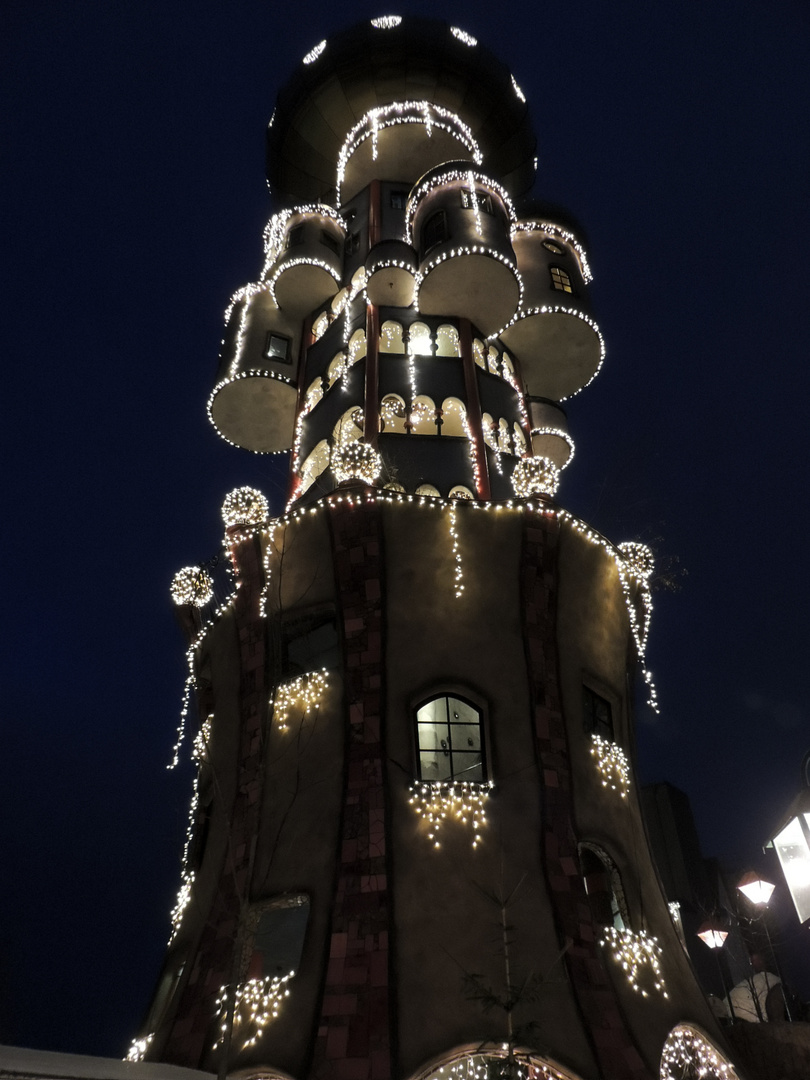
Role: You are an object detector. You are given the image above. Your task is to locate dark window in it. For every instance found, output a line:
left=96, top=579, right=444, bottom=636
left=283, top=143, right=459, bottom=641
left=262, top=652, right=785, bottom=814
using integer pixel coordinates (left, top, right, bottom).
left=421, top=210, right=449, bottom=255
left=283, top=616, right=340, bottom=676
left=583, top=685, right=613, bottom=741
left=542, top=239, right=565, bottom=255
left=461, top=188, right=493, bottom=214
left=416, top=694, right=485, bottom=782
left=187, top=788, right=213, bottom=871
left=390, top=190, right=409, bottom=210
left=286, top=224, right=304, bottom=249
left=320, top=229, right=341, bottom=256
left=345, top=231, right=361, bottom=256
left=580, top=846, right=626, bottom=929
left=244, top=897, right=309, bottom=981
left=550, top=265, right=573, bottom=293
left=264, top=332, right=291, bottom=363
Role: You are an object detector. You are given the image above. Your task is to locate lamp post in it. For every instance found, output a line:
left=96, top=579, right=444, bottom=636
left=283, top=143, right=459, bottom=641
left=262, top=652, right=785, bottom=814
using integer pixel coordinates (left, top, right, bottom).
left=735, top=870, right=791, bottom=1022
left=696, top=918, right=736, bottom=1022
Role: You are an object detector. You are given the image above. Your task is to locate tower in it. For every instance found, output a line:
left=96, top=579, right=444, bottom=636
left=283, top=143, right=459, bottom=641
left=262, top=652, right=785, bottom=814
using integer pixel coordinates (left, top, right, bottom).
left=139, top=18, right=741, bottom=1080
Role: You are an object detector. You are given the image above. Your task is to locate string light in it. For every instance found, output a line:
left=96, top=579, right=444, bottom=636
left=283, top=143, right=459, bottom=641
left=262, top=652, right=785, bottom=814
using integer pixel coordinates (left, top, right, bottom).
left=302, top=40, right=326, bottom=64
left=448, top=503, right=464, bottom=597
left=337, top=101, right=482, bottom=199
left=208, top=369, right=296, bottom=455
left=450, top=27, right=477, bottom=46
left=498, top=304, right=605, bottom=400
left=616, top=541, right=658, bottom=712
left=125, top=1034, right=153, bottom=1062
left=330, top=440, right=383, bottom=484
left=271, top=670, right=330, bottom=732
left=267, top=255, right=341, bottom=310
left=213, top=973, right=294, bottom=1050
left=590, top=734, right=630, bottom=798
left=405, top=167, right=516, bottom=243
left=169, top=870, right=195, bottom=944
left=419, top=1051, right=577, bottom=1080
left=222, top=487, right=269, bottom=528
left=511, top=75, right=526, bottom=103
left=512, top=457, right=560, bottom=498
left=511, top=221, right=593, bottom=283
left=170, top=566, right=214, bottom=607
left=262, top=204, right=344, bottom=275
left=660, top=1025, right=740, bottom=1080
left=370, top=15, right=402, bottom=28
left=409, top=780, right=493, bottom=848
left=600, top=926, right=668, bottom=998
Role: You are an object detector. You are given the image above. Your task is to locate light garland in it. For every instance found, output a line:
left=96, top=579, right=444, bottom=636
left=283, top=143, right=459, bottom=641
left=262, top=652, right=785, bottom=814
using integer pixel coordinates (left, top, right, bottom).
left=125, top=1034, right=153, bottom=1062
left=214, top=973, right=293, bottom=1050
left=529, top=426, right=575, bottom=468
left=450, top=26, right=477, bottom=46
left=660, top=1024, right=740, bottom=1080
left=511, top=75, right=526, bottom=103
left=618, top=540, right=655, bottom=581
left=420, top=1051, right=576, bottom=1080
left=496, top=304, right=604, bottom=398
left=271, top=670, right=330, bottom=732
left=512, top=457, right=560, bottom=499
left=406, top=168, right=516, bottom=243
left=511, top=221, right=593, bottom=283
left=169, top=870, right=195, bottom=944
left=370, top=15, right=402, bottom=28
left=448, top=503, right=464, bottom=598
left=302, top=40, right=326, bottom=65
left=590, top=734, right=630, bottom=798
left=600, top=926, right=668, bottom=998
left=222, top=487, right=269, bottom=528
left=261, top=204, right=343, bottom=272
left=267, top=255, right=341, bottom=310
left=414, top=243, right=523, bottom=335
left=616, top=542, right=658, bottom=712
left=208, top=369, right=296, bottom=456
left=337, top=101, right=482, bottom=199
left=170, top=566, right=214, bottom=607
left=331, top=440, right=383, bottom=484
left=409, top=780, right=493, bottom=849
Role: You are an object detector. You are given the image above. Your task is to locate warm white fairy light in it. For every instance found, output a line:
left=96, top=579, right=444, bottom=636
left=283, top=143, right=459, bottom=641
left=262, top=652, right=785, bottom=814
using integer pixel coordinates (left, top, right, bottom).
left=616, top=541, right=658, bottom=712
left=170, top=566, right=214, bottom=607
left=600, top=926, right=667, bottom=998
left=302, top=40, right=326, bottom=64
left=511, top=221, right=593, bottom=283
left=214, top=973, right=293, bottom=1050
left=590, top=734, right=630, bottom=798
left=467, top=169, right=483, bottom=237
left=421, top=1051, right=576, bottom=1080
left=222, top=487, right=269, bottom=528
left=208, top=369, right=296, bottom=455
left=512, top=457, right=560, bottom=499
left=511, top=75, right=526, bottom=102
left=529, top=427, right=575, bottom=467
left=409, top=781, right=493, bottom=848
left=337, top=101, right=482, bottom=199
left=169, top=870, right=195, bottom=943
left=499, top=305, right=605, bottom=399
left=370, top=15, right=402, bottom=28
left=272, top=670, right=330, bottom=732
left=331, top=440, right=383, bottom=484
left=450, top=26, right=477, bottom=46
left=448, top=503, right=464, bottom=598
left=261, top=204, right=344, bottom=273
left=267, top=255, right=341, bottom=309
left=660, top=1024, right=740, bottom=1080
left=405, top=168, right=516, bottom=242
left=414, top=244, right=523, bottom=334
left=618, top=540, right=654, bottom=581
left=126, top=1034, right=153, bottom=1062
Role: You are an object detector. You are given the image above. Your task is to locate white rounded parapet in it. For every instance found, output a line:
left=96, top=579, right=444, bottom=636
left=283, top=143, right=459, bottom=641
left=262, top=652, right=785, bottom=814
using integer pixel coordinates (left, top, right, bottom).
left=364, top=240, right=417, bottom=307
left=408, top=163, right=521, bottom=335
left=263, top=208, right=344, bottom=319
left=208, top=285, right=300, bottom=453
left=500, top=221, right=603, bottom=399
left=337, top=102, right=483, bottom=204
left=528, top=398, right=575, bottom=470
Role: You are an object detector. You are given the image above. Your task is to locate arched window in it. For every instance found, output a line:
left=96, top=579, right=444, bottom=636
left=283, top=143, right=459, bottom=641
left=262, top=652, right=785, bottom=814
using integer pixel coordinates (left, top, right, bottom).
left=410, top=395, right=437, bottom=435
left=327, top=351, right=347, bottom=388
left=550, top=265, right=573, bottom=294
left=487, top=345, right=500, bottom=375
left=380, top=320, right=405, bottom=353
left=407, top=321, right=433, bottom=356
left=440, top=397, right=467, bottom=438
left=579, top=843, right=628, bottom=930
left=415, top=694, right=485, bottom=782
left=348, top=328, right=366, bottom=363
left=303, top=377, right=324, bottom=413
left=298, top=440, right=331, bottom=495
left=472, top=338, right=487, bottom=369
left=333, top=407, right=364, bottom=447
left=435, top=324, right=460, bottom=357
left=312, top=311, right=330, bottom=340
left=414, top=483, right=441, bottom=498
left=497, top=417, right=512, bottom=454
left=513, top=423, right=527, bottom=456
left=482, top=412, right=498, bottom=451
left=380, top=393, right=408, bottom=433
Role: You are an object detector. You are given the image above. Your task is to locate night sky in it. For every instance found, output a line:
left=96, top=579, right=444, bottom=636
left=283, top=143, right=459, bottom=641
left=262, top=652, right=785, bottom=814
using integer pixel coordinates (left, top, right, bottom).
left=3, top=0, right=809, bottom=1059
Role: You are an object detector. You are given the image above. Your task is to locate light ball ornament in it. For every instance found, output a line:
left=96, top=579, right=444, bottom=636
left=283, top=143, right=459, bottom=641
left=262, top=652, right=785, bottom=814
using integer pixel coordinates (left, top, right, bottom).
left=170, top=566, right=214, bottom=607
left=222, top=486, right=269, bottom=528
left=512, top=456, right=560, bottom=498
left=618, top=541, right=654, bottom=580
left=331, top=440, right=382, bottom=485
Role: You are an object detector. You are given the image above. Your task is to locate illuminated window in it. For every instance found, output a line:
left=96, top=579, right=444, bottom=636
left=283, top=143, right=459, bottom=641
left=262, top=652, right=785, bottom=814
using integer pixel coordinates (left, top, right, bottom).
left=461, top=188, right=492, bottom=214
left=286, top=224, right=304, bottom=249
left=422, top=210, right=449, bottom=254
left=550, top=266, right=573, bottom=293
left=582, top=685, right=613, bottom=741
left=579, top=844, right=627, bottom=930
left=415, top=695, right=485, bottom=782
left=264, top=332, right=291, bottom=363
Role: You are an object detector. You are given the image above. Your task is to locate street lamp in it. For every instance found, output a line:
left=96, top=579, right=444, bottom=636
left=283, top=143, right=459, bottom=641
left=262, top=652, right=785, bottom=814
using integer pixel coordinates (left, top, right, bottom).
left=737, top=870, right=776, bottom=907
left=696, top=918, right=735, bottom=1022
left=769, top=788, right=810, bottom=925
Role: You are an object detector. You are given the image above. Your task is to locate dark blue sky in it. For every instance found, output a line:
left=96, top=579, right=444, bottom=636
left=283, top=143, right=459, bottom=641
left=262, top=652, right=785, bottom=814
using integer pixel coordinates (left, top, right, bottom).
left=2, top=0, right=809, bottom=1058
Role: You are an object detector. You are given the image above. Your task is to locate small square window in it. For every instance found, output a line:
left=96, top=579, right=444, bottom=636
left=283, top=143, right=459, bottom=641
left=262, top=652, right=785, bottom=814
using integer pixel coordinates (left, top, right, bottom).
left=345, top=231, right=361, bottom=256
left=582, top=685, right=613, bottom=741
left=243, top=897, right=310, bottom=981
left=390, top=190, right=409, bottom=210
left=320, top=229, right=341, bottom=256
left=286, top=224, right=304, bottom=249
left=283, top=616, right=340, bottom=676
left=416, top=694, right=485, bottom=782
left=422, top=210, right=449, bottom=255
left=264, top=332, right=291, bottom=363
left=550, top=266, right=573, bottom=293
left=460, top=188, right=493, bottom=214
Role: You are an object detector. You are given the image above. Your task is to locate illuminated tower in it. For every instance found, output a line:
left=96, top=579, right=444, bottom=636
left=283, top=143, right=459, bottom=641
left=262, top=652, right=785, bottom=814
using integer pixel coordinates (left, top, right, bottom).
left=138, top=18, right=742, bottom=1080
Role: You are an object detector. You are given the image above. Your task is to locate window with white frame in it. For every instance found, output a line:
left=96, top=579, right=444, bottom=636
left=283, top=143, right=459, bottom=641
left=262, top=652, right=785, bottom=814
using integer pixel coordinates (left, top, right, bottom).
left=415, top=694, right=485, bottom=782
